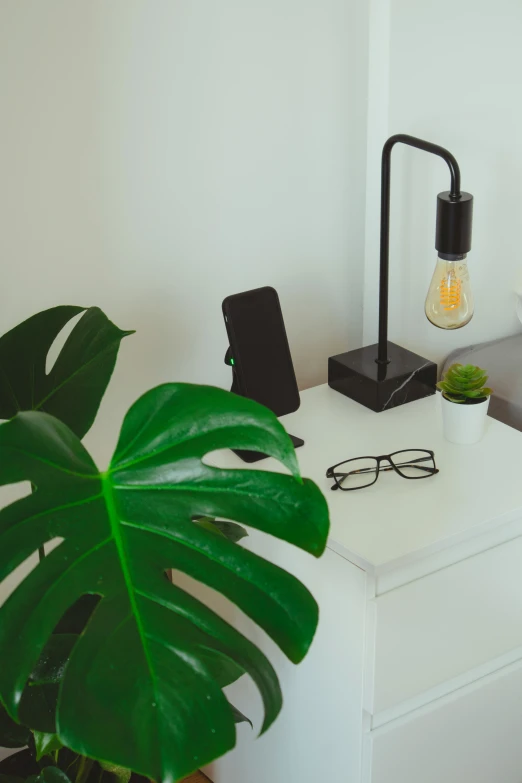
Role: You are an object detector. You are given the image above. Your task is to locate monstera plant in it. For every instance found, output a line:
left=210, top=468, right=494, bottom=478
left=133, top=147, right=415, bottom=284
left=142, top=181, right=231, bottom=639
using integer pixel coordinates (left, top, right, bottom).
left=0, top=306, right=329, bottom=783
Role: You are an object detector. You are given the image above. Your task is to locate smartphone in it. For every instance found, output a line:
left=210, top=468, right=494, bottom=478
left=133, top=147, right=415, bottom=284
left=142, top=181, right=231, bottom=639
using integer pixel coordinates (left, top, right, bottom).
left=222, top=286, right=300, bottom=417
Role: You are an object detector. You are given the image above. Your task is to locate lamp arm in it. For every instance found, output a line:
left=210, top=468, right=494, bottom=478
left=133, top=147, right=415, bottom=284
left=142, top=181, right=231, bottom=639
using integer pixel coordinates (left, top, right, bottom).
left=378, top=134, right=463, bottom=365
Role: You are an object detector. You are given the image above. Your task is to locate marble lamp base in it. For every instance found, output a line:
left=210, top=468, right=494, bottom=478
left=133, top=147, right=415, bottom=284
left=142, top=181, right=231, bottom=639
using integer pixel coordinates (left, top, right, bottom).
left=328, top=342, right=437, bottom=412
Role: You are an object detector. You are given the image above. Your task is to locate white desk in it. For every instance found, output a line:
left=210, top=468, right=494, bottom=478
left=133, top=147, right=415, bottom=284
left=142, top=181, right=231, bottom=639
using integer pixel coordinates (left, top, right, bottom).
left=207, top=384, right=522, bottom=783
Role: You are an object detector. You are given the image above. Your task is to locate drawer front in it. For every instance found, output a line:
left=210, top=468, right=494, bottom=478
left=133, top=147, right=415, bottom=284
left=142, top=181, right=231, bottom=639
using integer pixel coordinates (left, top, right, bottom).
left=370, top=660, right=522, bottom=783
left=373, top=534, right=522, bottom=714
left=205, top=539, right=367, bottom=783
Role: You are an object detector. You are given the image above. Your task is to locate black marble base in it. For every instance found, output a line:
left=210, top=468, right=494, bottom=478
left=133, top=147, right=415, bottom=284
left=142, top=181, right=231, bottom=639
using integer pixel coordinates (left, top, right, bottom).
left=328, top=342, right=437, bottom=412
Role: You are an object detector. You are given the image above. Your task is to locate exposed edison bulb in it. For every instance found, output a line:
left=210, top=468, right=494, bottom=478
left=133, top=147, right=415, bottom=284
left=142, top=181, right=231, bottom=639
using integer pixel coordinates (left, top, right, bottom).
left=424, top=255, right=474, bottom=329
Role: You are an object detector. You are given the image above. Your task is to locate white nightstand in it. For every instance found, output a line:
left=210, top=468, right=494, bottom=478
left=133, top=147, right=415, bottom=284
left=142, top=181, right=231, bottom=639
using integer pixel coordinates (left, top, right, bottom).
left=207, top=384, right=522, bottom=783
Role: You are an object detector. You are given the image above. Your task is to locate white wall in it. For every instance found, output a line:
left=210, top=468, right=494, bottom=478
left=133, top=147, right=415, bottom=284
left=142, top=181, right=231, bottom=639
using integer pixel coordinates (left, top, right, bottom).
left=363, top=0, right=522, bottom=366
left=0, top=5, right=369, bottom=756
left=0, top=0, right=369, bottom=465
left=2, top=3, right=522, bottom=459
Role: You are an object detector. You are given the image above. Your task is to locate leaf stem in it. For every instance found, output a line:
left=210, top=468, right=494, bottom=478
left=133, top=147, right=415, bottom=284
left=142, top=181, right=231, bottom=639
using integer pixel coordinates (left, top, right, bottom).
left=65, top=754, right=81, bottom=773
left=75, top=755, right=94, bottom=783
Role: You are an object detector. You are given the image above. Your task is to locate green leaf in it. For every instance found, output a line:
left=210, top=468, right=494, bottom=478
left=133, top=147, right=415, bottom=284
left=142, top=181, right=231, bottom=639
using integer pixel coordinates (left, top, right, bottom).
left=228, top=703, right=253, bottom=728
left=442, top=394, right=466, bottom=403
left=40, top=768, right=72, bottom=783
left=18, top=683, right=59, bottom=734
left=30, top=635, right=77, bottom=685
left=208, top=520, right=249, bottom=544
left=439, top=363, right=492, bottom=400
left=192, top=516, right=227, bottom=538
left=33, top=733, right=63, bottom=762
left=202, top=650, right=245, bottom=688
left=0, top=306, right=133, bottom=438
left=0, top=702, right=31, bottom=747
left=17, top=634, right=78, bottom=733
left=98, top=761, right=131, bottom=783
left=53, top=596, right=100, bottom=634
left=0, top=383, right=329, bottom=783
left=193, top=517, right=248, bottom=544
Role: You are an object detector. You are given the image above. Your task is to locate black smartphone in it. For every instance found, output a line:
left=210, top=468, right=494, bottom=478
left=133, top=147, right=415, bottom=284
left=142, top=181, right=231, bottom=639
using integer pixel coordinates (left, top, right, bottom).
left=222, top=286, right=300, bottom=417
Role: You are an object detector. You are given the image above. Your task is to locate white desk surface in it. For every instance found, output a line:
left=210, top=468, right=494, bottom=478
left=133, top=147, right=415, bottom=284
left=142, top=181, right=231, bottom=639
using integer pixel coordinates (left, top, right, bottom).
left=213, top=384, right=522, bottom=575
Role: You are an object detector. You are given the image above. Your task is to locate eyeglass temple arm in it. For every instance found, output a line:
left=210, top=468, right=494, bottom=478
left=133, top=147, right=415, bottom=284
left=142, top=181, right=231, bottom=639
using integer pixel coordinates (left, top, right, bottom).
left=329, top=459, right=437, bottom=488
left=328, top=455, right=434, bottom=475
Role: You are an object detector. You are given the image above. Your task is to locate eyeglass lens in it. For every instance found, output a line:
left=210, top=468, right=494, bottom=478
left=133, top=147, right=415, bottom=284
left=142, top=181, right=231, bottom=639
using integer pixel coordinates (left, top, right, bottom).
left=389, top=450, right=436, bottom=479
left=331, top=458, right=379, bottom=490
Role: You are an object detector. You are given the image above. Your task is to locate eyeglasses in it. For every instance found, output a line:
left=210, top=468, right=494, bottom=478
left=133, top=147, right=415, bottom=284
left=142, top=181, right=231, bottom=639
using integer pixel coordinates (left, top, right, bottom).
left=326, top=449, right=438, bottom=491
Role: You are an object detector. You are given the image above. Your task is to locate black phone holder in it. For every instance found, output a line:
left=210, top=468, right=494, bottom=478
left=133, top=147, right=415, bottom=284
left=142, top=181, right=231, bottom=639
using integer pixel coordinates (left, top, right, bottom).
left=224, top=347, right=304, bottom=463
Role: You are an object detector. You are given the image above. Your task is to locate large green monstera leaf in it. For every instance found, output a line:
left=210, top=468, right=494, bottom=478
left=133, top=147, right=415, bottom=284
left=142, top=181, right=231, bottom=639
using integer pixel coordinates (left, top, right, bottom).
left=0, top=305, right=133, bottom=438
left=0, top=384, right=329, bottom=783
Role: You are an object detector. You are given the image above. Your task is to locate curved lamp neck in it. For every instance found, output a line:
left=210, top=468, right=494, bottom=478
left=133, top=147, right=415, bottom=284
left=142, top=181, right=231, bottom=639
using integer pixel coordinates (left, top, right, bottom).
left=377, top=134, right=465, bottom=365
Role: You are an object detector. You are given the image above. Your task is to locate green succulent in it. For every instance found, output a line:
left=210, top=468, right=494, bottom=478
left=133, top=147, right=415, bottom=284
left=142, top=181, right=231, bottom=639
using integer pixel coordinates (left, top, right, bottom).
left=437, top=363, right=493, bottom=404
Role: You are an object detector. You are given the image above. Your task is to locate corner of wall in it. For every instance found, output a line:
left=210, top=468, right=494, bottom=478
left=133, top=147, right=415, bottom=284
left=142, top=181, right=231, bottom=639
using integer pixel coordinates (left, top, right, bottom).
left=362, top=0, right=391, bottom=347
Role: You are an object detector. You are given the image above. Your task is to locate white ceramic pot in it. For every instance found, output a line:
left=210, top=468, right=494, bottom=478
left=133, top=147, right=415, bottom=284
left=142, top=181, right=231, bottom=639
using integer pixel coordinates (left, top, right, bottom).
left=440, top=392, right=490, bottom=445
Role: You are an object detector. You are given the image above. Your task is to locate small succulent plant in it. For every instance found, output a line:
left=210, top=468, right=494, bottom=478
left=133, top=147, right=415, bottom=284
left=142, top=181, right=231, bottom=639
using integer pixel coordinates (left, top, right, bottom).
left=437, top=363, right=493, bottom=404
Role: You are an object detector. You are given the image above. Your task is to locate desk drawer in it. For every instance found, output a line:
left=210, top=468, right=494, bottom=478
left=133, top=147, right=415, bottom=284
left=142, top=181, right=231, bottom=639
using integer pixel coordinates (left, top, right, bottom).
left=373, top=534, right=522, bottom=715
left=370, top=659, right=522, bottom=783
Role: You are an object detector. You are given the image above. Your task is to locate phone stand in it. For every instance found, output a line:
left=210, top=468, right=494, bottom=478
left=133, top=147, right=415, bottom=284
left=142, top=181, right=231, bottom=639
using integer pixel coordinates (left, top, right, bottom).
left=224, top=347, right=304, bottom=463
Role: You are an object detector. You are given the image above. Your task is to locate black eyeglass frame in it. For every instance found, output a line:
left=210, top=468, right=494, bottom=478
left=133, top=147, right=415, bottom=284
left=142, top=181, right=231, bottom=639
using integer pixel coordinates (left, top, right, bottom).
left=326, top=449, right=439, bottom=491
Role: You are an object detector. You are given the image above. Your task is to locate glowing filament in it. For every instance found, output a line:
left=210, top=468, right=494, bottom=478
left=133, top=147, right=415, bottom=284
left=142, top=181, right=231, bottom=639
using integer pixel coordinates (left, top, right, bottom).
left=440, top=274, right=461, bottom=310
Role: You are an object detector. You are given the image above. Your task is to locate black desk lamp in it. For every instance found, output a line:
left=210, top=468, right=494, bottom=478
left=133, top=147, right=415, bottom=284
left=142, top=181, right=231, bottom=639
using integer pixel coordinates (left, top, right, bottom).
left=329, top=134, right=474, bottom=412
